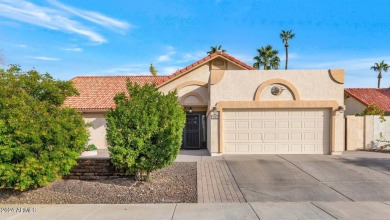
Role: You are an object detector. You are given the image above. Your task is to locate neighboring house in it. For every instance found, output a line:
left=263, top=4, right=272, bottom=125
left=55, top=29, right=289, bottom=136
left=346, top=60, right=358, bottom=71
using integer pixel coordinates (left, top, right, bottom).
left=64, top=51, right=345, bottom=155
left=344, top=88, right=390, bottom=115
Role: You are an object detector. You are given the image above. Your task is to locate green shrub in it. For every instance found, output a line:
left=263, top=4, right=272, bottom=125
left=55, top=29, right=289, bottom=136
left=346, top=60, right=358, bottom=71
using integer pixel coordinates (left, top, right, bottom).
left=358, top=104, right=386, bottom=122
left=106, top=82, right=185, bottom=181
left=0, top=65, right=89, bottom=191
left=85, top=144, right=97, bottom=151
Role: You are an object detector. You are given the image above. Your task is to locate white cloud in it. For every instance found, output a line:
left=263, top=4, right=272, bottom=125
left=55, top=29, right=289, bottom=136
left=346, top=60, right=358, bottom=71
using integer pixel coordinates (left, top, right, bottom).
left=62, top=47, right=83, bottom=52
left=161, top=66, right=182, bottom=75
left=178, top=51, right=205, bottom=63
left=31, top=56, right=60, bottom=61
left=47, top=0, right=130, bottom=33
left=157, top=46, right=176, bottom=63
left=99, top=63, right=150, bottom=75
left=0, top=0, right=130, bottom=44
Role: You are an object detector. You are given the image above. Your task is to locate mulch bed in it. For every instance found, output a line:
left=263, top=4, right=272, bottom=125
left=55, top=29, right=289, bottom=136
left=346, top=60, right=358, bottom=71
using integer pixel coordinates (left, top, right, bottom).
left=0, top=162, right=197, bottom=204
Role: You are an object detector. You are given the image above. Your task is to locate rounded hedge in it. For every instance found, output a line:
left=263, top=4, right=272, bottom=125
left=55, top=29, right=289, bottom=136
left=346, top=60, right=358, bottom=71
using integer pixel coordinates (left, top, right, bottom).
left=0, top=66, right=89, bottom=191
left=106, top=82, right=186, bottom=181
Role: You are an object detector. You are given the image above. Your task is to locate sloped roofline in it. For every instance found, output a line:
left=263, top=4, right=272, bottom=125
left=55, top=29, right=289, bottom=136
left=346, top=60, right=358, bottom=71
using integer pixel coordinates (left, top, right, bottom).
left=344, top=88, right=370, bottom=106
left=155, top=51, right=255, bottom=87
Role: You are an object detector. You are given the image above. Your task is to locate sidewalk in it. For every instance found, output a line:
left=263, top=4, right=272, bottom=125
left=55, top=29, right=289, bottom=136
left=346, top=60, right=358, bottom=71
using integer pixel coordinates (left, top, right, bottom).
left=2, top=202, right=390, bottom=220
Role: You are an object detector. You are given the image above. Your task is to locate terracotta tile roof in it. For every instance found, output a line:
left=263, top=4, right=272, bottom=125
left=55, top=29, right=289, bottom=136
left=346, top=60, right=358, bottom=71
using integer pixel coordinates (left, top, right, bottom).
left=64, top=52, right=254, bottom=110
left=63, top=76, right=169, bottom=110
left=345, top=88, right=390, bottom=112
left=155, top=51, right=256, bottom=86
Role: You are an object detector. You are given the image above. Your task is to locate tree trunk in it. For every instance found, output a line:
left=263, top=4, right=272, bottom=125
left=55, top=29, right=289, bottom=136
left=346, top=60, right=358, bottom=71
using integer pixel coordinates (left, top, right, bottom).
left=285, top=43, right=289, bottom=70
left=135, top=170, right=141, bottom=181
left=146, top=171, right=151, bottom=182
left=378, top=72, right=382, bottom=88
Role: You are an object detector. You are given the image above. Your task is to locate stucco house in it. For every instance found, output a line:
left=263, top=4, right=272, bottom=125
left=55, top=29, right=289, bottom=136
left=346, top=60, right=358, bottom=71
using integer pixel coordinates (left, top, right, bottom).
left=344, top=88, right=390, bottom=115
left=64, top=51, right=345, bottom=155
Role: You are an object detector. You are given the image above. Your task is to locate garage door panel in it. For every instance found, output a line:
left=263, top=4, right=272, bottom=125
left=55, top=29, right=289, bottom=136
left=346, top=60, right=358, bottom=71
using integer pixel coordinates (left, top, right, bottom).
left=290, top=133, right=302, bottom=141
left=264, top=121, right=276, bottom=128
left=277, top=121, right=289, bottom=128
left=251, top=121, right=263, bottom=128
left=250, top=111, right=263, bottom=118
left=304, top=133, right=316, bottom=140
left=224, top=132, right=236, bottom=141
left=223, top=111, right=237, bottom=119
left=277, top=144, right=289, bottom=152
left=223, top=109, right=330, bottom=154
left=277, top=133, right=289, bottom=140
left=264, top=133, right=276, bottom=141
left=277, top=111, right=289, bottom=117
left=237, top=133, right=249, bottom=141
left=225, top=144, right=236, bottom=153
left=290, top=144, right=303, bottom=152
left=264, top=144, right=276, bottom=153
left=251, top=133, right=262, bottom=140
left=238, top=121, right=249, bottom=128
left=291, top=121, right=302, bottom=128
left=304, top=121, right=316, bottom=128
left=251, top=144, right=262, bottom=152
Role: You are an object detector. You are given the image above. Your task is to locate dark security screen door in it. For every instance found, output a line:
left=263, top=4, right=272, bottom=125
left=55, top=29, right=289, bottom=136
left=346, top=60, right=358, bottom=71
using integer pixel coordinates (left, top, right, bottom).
left=182, top=113, right=205, bottom=149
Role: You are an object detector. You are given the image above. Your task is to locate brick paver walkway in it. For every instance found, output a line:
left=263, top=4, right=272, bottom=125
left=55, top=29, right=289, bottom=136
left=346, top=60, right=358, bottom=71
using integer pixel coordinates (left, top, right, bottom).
left=197, top=158, right=246, bottom=203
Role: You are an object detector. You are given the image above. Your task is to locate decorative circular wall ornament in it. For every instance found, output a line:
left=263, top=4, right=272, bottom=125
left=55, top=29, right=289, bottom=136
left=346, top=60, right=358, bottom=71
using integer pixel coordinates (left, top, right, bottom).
left=271, top=85, right=285, bottom=96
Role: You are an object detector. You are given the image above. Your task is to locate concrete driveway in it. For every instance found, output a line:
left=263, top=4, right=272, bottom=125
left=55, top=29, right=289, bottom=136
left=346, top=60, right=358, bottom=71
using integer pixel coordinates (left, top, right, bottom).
left=224, top=151, right=390, bottom=202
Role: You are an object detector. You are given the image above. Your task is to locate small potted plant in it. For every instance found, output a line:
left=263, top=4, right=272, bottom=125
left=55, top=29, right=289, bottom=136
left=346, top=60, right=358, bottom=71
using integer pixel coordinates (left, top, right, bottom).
left=81, top=144, right=98, bottom=156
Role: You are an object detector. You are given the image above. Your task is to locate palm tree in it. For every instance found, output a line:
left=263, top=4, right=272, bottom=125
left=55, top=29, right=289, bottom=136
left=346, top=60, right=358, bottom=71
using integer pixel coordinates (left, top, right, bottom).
left=371, top=60, right=389, bottom=88
left=253, top=45, right=280, bottom=70
left=280, top=30, right=295, bottom=70
left=207, top=45, right=226, bottom=55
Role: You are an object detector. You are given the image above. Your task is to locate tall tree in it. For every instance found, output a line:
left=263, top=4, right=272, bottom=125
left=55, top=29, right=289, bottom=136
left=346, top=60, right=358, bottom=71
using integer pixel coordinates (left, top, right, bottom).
left=280, top=30, right=295, bottom=70
left=370, top=60, right=389, bottom=88
left=253, top=45, right=280, bottom=70
left=149, top=63, right=158, bottom=76
left=207, top=45, right=226, bottom=55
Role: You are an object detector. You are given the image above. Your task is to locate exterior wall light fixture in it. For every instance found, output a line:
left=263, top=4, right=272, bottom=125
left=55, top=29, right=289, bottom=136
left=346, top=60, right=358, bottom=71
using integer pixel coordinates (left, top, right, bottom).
left=211, top=106, right=219, bottom=119
left=189, top=107, right=192, bottom=113
left=338, top=106, right=344, bottom=113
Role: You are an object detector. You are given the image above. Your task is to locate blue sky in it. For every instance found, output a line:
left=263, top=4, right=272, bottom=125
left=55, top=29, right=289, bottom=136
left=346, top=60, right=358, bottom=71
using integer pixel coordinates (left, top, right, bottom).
left=0, top=0, right=389, bottom=88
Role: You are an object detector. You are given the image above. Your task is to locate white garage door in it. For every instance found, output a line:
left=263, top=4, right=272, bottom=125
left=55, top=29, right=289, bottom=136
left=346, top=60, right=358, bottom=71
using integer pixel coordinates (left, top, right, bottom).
left=223, top=109, right=330, bottom=154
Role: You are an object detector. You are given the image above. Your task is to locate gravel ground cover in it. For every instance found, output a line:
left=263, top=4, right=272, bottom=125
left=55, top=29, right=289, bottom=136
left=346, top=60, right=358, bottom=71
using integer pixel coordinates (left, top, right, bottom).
left=0, top=162, right=197, bottom=204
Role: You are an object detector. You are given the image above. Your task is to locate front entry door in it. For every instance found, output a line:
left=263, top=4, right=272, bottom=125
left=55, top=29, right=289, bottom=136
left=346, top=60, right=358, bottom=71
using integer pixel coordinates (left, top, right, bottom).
left=182, top=112, right=206, bottom=149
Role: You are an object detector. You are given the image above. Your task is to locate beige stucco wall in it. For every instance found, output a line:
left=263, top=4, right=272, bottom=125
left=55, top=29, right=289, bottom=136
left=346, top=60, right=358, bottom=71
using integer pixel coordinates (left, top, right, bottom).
left=83, top=113, right=108, bottom=150
left=261, top=84, right=295, bottom=101
left=208, top=70, right=345, bottom=154
left=159, top=65, right=210, bottom=94
left=227, top=62, right=248, bottom=70
left=345, top=96, right=366, bottom=115
left=346, top=116, right=364, bottom=150
left=210, top=70, right=344, bottom=106
left=346, top=115, right=390, bottom=150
